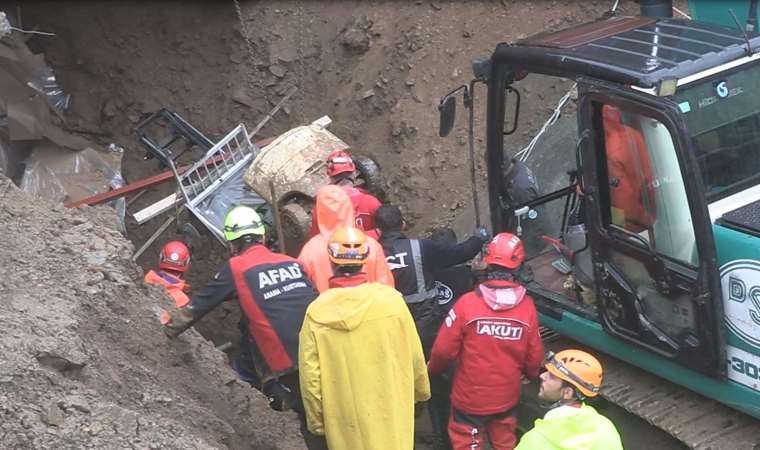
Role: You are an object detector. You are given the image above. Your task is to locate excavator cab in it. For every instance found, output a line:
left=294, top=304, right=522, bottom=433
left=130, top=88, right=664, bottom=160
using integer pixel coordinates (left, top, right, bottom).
left=440, top=13, right=760, bottom=425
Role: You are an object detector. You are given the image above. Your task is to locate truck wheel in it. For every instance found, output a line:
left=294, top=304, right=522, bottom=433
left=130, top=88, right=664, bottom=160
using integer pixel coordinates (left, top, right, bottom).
left=353, top=155, right=386, bottom=201
left=279, top=202, right=311, bottom=256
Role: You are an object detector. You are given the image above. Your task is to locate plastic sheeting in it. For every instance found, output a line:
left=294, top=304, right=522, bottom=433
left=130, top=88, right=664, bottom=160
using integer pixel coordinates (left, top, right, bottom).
left=20, top=144, right=127, bottom=232
left=196, top=167, right=269, bottom=240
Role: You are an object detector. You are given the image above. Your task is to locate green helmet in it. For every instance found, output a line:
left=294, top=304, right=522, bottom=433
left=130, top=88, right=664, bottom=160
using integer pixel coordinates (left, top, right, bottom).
left=223, top=206, right=265, bottom=241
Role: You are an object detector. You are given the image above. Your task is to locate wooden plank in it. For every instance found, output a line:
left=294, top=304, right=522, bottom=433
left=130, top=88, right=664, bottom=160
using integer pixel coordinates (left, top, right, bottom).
left=131, top=215, right=175, bottom=261
left=133, top=193, right=179, bottom=225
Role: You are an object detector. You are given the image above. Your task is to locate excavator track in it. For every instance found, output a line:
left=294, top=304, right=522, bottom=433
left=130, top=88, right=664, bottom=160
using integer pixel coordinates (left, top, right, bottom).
left=541, top=330, right=760, bottom=450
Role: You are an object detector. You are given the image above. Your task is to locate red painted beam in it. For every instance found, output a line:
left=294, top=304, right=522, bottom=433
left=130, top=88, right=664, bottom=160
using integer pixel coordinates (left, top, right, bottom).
left=65, top=137, right=274, bottom=208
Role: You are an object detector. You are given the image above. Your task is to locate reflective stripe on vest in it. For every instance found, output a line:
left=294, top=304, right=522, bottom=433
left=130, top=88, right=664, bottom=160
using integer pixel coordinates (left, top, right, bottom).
left=403, top=240, right=437, bottom=304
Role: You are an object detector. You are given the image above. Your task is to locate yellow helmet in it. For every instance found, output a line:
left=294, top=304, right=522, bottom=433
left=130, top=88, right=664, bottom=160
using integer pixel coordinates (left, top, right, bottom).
left=223, top=206, right=265, bottom=241
left=328, top=227, right=369, bottom=266
left=545, top=349, right=603, bottom=398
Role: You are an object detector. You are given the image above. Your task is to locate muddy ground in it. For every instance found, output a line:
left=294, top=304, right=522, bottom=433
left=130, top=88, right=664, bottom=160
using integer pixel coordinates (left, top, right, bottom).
left=0, top=176, right=304, bottom=449
left=1, top=1, right=693, bottom=449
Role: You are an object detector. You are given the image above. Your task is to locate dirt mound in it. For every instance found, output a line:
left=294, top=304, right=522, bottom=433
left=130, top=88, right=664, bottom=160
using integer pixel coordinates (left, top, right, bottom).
left=0, top=176, right=303, bottom=449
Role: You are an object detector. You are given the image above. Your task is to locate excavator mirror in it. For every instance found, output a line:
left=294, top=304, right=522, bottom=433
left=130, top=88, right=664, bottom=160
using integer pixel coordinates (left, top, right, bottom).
left=438, top=94, right=458, bottom=137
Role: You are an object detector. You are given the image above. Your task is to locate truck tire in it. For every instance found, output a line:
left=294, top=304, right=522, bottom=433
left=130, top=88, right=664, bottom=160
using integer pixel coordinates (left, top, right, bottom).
left=353, top=155, right=386, bottom=201
left=279, top=202, right=312, bottom=256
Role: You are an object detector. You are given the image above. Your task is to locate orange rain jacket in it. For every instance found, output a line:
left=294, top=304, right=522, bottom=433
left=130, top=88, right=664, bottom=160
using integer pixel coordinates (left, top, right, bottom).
left=298, top=185, right=394, bottom=292
left=603, top=105, right=656, bottom=233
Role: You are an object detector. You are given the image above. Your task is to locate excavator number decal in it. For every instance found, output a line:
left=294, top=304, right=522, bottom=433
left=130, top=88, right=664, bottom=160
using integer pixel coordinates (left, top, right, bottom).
left=727, top=345, right=760, bottom=391
left=730, top=356, right=759, bottom=380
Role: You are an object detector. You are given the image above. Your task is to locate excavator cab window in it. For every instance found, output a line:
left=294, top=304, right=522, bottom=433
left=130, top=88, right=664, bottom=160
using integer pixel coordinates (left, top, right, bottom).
left=599, top=104, right=698, bottom=267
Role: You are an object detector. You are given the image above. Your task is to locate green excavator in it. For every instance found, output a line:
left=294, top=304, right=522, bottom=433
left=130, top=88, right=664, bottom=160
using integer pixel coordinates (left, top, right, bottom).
left=439, top=1, right=760, bottom=447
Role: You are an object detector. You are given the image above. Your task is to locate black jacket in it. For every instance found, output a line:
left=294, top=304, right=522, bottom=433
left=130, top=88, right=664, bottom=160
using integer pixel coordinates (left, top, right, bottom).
left=380, top=231, right=482, bottom=302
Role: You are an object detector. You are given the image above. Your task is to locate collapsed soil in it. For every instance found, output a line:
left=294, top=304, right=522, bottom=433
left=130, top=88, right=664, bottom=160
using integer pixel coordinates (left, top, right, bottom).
left=14, top=0, right=623, bottom=350
left=0, top=176, right=304, bottom=449
left=0, top=1, right=689, bottom=448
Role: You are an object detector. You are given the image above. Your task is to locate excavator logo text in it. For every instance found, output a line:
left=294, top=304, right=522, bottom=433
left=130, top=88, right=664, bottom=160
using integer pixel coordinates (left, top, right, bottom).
left=720, top=260, right=760, bottom=348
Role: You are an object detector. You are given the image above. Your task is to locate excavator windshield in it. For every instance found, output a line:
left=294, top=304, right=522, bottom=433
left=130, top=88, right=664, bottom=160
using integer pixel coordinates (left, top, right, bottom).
left=673, top=61, right=760, bottom=201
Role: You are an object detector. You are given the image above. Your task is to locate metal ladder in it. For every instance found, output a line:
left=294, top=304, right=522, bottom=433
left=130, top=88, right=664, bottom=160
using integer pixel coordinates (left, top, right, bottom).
left=177, top=124, right=259, bottom=240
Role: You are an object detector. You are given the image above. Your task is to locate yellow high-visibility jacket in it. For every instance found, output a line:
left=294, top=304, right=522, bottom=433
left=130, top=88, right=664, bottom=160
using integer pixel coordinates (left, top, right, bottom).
left=298, top=282, right=430, bottom=450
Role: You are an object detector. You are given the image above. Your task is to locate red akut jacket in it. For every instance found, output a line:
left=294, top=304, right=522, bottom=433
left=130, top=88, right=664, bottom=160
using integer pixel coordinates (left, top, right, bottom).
left=428, top=279, right=544, bottom=415
left=308, top=185, right=382, bottom=240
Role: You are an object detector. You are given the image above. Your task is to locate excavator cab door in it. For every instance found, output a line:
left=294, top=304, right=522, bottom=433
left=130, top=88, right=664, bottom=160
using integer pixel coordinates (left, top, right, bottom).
left=577, top=79, right=724, bottom=377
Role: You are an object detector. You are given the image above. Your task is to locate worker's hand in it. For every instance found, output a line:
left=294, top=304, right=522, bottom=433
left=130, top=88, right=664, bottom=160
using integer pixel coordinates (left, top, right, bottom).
left=474, top=226, right=491, bottom=243
left=263, top=380, right=291, bottom=412
left=162, top=307, right=195, bottom=339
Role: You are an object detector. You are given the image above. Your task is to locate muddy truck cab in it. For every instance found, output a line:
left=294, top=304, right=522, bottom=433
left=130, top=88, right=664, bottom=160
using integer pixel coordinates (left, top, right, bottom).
left=440, top=14, right=760, bottom=447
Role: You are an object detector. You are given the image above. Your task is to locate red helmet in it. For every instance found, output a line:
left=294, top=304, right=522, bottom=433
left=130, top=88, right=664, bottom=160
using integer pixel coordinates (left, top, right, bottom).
left=484, top=232, right=524, bottom=270
left=326, top=150, right=356, bottom=177
left=159, top=241, right=191, bottom=273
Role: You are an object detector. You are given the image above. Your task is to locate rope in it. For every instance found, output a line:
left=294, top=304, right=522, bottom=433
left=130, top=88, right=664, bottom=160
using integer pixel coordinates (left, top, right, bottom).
left=672, top=7, right=692, bottom=20
left=10, top=26, right=55, bottom=36
left=514, top=85, right=575, bottom=163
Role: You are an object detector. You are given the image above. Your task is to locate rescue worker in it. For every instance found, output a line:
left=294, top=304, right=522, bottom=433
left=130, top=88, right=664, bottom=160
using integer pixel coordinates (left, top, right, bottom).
left=308, top=150, right=383, bottom=240
left=144, top=240, right=191, bottom=325
left=515, top=350, right=623, bottom=450
left=299, top=226, right=430, bottom=450
left=603, top=104, right=656, bottom=234
left=375, top=204, right=487, bottom=354
left=298, top=184, right=393, bottom=292
left=162, top=205, right=326, bottom=449
left=427, top=227, right=478, bottom=450
left=428, top=232, right=545, bottom=450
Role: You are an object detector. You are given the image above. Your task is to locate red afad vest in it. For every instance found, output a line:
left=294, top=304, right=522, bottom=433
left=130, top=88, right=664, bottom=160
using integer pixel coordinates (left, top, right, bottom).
left=229, top=245, right=317, bottom=374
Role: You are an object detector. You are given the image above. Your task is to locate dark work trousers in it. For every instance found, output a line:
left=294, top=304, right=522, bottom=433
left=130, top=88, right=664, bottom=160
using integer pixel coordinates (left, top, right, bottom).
left=277, top=372, right=329, bottom=450
left=429, top=371, right=454, bottom=449
left=407, top=298, right=437, bottom=358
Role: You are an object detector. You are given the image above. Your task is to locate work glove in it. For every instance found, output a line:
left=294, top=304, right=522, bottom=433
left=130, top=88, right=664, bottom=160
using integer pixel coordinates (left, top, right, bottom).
left=474, top=226, right=491, bottom=243
left=263, top=380, right=291, bottom=412
left=162, top=307, right=195, bottom=339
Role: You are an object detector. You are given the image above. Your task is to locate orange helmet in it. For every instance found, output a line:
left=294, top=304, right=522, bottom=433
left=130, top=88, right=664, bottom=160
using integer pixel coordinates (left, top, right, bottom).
left=545, top=350, right=603, bottom=398
left=328, top=227, right=369, bottom=266
left=159, top=241, right=191, bottom=273
left=484, top=232, right=524, bottom=270
left=326, top=150, right=356, bottom=177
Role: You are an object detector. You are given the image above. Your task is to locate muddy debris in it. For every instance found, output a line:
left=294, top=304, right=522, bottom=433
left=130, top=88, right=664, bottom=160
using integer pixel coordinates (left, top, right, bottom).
left=0, top=176, right=304, bottom=449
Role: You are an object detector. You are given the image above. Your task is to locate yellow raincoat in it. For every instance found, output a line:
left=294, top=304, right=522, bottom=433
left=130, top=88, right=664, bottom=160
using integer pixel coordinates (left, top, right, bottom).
left=298, top=282, right=430, bottom=450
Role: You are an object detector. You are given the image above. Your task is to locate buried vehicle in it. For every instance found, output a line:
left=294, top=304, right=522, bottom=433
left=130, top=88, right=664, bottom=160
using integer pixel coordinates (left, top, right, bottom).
left=243, top=116, right=384, bottom=254
left=439, top=10, right=760, bottom=450
left=135, top=111, right=383, bottom=255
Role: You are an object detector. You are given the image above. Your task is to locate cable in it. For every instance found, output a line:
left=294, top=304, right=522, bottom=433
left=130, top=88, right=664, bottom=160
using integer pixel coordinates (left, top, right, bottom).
left=9, top=26, right=55, bottom=36
left=672, top=7, right=692, bottom=20
left=514, top=85, right=575, bottom=163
